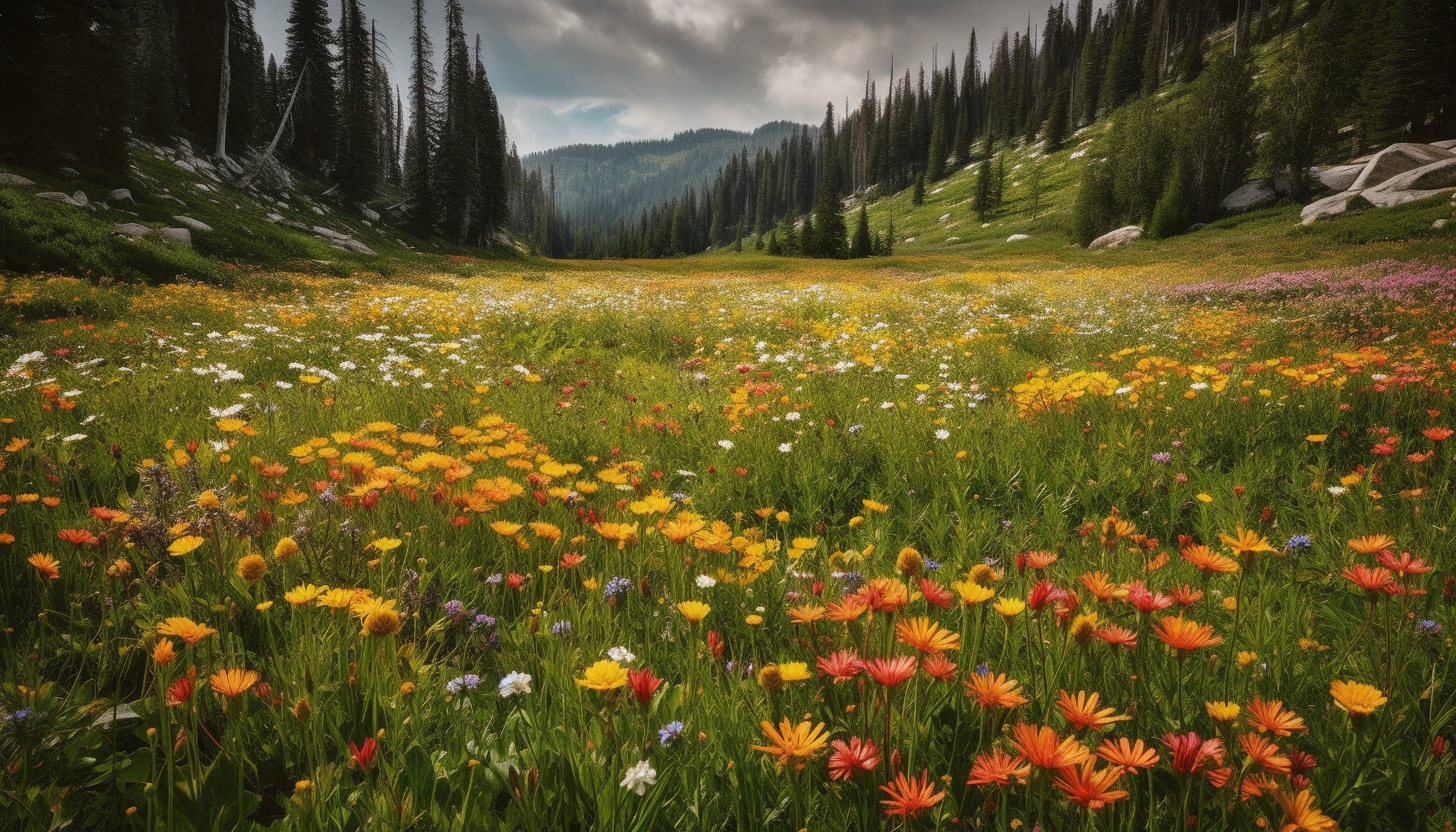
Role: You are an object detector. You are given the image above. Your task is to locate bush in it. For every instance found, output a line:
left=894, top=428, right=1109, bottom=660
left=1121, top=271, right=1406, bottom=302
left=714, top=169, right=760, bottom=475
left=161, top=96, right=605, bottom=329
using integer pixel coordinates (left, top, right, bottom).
left=0, top=189, right=227, bottom=285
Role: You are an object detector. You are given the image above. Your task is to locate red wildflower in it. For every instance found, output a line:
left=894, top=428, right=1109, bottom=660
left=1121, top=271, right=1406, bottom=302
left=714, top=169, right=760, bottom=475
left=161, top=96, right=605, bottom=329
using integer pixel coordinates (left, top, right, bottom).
left=827, top=736, right=881, bottom=781
left=627, top=668, right=664, bottom=705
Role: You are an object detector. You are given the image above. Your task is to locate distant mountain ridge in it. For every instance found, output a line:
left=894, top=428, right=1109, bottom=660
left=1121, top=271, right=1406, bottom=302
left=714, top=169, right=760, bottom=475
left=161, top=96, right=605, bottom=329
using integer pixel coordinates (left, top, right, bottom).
left=523, top=121, right=809, bottom=227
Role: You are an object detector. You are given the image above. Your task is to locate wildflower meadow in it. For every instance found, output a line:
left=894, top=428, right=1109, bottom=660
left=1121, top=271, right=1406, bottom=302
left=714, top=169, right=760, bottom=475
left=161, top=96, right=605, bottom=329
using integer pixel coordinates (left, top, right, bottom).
left=2, top=257, right=1454, bottom=831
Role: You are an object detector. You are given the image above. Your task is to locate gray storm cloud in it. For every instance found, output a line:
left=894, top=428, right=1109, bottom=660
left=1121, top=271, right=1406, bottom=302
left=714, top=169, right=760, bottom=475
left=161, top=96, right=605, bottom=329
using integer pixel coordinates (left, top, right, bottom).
left=253, top=0, right=1073, bottom=153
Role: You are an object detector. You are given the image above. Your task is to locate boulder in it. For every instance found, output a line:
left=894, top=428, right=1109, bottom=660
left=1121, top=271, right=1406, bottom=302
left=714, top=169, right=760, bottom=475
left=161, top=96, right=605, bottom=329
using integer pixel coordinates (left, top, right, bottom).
left=939, top=213, right=952, bottom=223
left=174, top=159, right=196, bottom=174
left=1301, top=191, right=1362, bottom=225
left=336, top=238, right=376, bottom=255
left=1348, top=143, right=1456, bottom=191
left=108, top=188, right=136, bottom=208
left=1313, top=164, right=1364, bottom=192
left=172, top=215, right=213, bottom=232
left=36, top=191, right=83, bottom=207
left=1432, top=139, right=1456, bottom=150
left=0, top=173, right=36, bottom=187
left=157, top=227, right=192, bottom=247
left=1088, top=225, right=1143, bottom=250
left=1365, top=157, right=1456, bottom=193
left=360, top=206, right=381, bottom=222
left=1006, top=234, right=1030, bottom=243
left=70, top=191, right=89, bottom=207
left=59, top=167, right=80, bottom=179
left=113, top=223, right=151, bottom=239
left=1435, top=219, right=1449, bottom=229
left=1220, top=179, right=1279, bottom=212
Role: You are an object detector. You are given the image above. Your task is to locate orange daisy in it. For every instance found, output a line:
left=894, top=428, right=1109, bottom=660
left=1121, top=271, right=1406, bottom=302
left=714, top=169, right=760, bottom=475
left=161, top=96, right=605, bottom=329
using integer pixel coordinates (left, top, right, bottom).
left=1245, top=697, right=1307, bottom=737
left=1056, top=690, right=1131, bottom=732
left=965, top=671, right=1029, bottom=710
left=894, top=616, right=960, bottom=653
left=1347, top=534, right=1395, bottom=555
left=1009, top=723, right=1091, bottom=769
left=1180, top=544, right=1240, bottom=575
left=1151, top=615, right=1223, bottom=654
left=1095, top=737, right=1159, bottom=770
left=1052, top=758, right=1130, bottom=810
left=966, top=747, right=1031, bottom=786
left=879, top=770, right=944, bottom=817
left=1237, top=732, right=1292, bottom=775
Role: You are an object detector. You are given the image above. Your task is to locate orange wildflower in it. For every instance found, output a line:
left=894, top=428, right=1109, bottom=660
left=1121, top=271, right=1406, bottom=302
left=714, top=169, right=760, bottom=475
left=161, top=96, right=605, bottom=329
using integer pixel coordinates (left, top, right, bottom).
left=1151, top=615, right=1223, bottom=654
left=879, top=770, right=944, bottom=817
left=1056, top=690, right=1130, bottom=732
left=966, top=671, right=1030, bottom=710
left=1095, top=737, right=1159, bottom=770
left=1009, top=723, right=1091, bottom=769
left=1246, top=697, right=1307, bottom=737
left=894, top=616, right=960, bottom=653
left=1052, top=758, right=1130, bottom=810
left=966, top=747, right=1032, bottom=786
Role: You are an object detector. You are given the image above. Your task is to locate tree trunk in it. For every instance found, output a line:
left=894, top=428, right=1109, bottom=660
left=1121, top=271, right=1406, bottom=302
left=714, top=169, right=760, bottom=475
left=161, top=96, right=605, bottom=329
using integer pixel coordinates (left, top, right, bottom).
left=215, top=0, right=232, bottom=160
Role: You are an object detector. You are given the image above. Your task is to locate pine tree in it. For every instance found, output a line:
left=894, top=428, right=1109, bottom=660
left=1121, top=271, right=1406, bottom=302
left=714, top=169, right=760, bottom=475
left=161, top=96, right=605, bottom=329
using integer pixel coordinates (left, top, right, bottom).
left=334, top=0, right=379, bottom=204
left=808, top=103, right=847, bottom=258
left=911, top=171, right=925, bottom=205
left=1042, top=74, right=1071, bottom=152
left=282, top=0, right=336, bottom=172
left=850, top=205, right=872, bottom=258
left=133, top=0, right=183, bottom=142
left=973, top=155, right=994, bottom=220
left=402, top=0, right=437, bottom=236
left=438, top=0, right=477, bottom=242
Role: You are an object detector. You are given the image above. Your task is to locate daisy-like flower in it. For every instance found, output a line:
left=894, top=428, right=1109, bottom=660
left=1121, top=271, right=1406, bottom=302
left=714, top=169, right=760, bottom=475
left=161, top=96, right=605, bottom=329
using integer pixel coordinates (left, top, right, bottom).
left=575, top=660, right=629, bottom=691
left=1246, top=697, right=1307, bottom=736
left=815, top=650, right=865, bottom=682
left=879, top=770, right=944, bottom=817
left=1347, top=534, right=1395, bottom=556
left=1238, top=732, right=1292, bottom=774
left=921, top=653, right=958, bottom=681
left=676, top=600, right=710, bottom=624
left=966, top=671, right=1030, bottom=710
left=750, top=719, right=830, bottom=768
left=864, top=655, right=918, bottom=687
left=1151, top=616, right=1223, bottom=654
left=1342, top=564, right=1395, bottom=595
left=1009, top=723, right=1091, bottom=769
left=209, top=667, right=261, bottom=699
left=1206, top=701, right=1241, bottom=723
left=1095, top=737, right=1159, bottom=770
left=1181, top=544, right=1240, bottom=575
left=1218, top=526, right=1278, bottom=560
left=894, top=616, right=960, bottom=653
left=156, top=617, right=219, bottom=645
left=1329, top=680, right=1387, bottom=716
left=951, top=579, right=995, bottom=605
left=1052, top=759, right=1130, bottom=810
left=1163, top=731, right=1224, bottom=777
left=1056, top=690, right=1130, bottom=732
left=285, top=584, right=328, bottom=606
left=827, top=736, right=881, bottom=781
left=1272, top=788, right=1339, bottom=832
left=28, top=552, right=61, bottom=581
left=966, top=747, right=1031, bottom=786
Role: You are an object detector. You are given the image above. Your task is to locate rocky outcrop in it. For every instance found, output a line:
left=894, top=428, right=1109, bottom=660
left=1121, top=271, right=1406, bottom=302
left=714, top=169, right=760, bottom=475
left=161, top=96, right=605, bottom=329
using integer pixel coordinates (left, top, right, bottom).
left=1348, top=143, right=1455, bottom=191
left=1220, top=179, right=1280, bottom=212
left=108, top=188, right=136, bottom=208
left=1362, top=158, right=1456, bottom=207
left=0, top=173, right=36, bottom=187
left=157, top=227, right=193, bottom=247
left=172, top=215, right=213, bottom=232
left=1313, top=164, right=1364, bottom=193
left=1089, top=225, right=1143, bottom=250
left=1301, top=192, right=1363, bottom=225
left=36, top=192, right=85, bottom=207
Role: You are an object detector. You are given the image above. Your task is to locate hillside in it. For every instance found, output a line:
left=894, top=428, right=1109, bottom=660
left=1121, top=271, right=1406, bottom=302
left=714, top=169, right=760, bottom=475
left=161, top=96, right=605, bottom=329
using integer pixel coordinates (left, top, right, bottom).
left=0, top=138, right=524, bottom=293
left=523, top=122, right=807, bottom=225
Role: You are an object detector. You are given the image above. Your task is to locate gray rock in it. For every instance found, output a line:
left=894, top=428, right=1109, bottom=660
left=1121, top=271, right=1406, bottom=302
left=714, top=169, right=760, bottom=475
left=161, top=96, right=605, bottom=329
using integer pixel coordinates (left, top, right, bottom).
left=59, top=167, right=79, bottom=178
left=113, top=223, right=151, bottom=239
left=157, top=227, right=192, bottom=247
left=1301, top=191, right=1363, bottom=225
left=360, top=206, right=380, bottom=222
left=1435, top=219, right=1449, bottom=229
left=332, top=239, right=376, bottom=255
left=1365, top=157, right=1456, bottom=194
left=1349, top=143, right=1456, bottom=191
left=1432, top=139, right=1456, bottom=150
left=107, top=188, right=135, bottom=208
left=1006, top=234, right=1031, bottom=242
left=172, top=215, right=213, bottom=232
left=36, top=191, right=83, bottom=207
left=312, top=225, right=348, bottom=242
left=1220, top=178, right=1279, bottom=212
left=1313, top=164, right=1364, bottom=193
left=0, top=173, right=36, bottom=187
left=1088, top=225, right=1143, bottom=250
left=174, top=159, right=196, bottom=174
left=70, top=191, right=89, bottom=207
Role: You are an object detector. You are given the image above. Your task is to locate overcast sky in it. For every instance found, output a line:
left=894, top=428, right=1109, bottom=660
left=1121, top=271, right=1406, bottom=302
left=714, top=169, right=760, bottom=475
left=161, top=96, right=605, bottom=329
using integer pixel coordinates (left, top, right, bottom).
left=254, top=0, right=1071, bottom=155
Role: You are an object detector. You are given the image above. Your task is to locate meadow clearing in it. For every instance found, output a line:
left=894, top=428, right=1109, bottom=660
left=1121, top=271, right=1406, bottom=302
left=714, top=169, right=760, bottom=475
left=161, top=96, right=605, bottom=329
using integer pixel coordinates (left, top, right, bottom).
left=1, top=253, right=1454, bottom=831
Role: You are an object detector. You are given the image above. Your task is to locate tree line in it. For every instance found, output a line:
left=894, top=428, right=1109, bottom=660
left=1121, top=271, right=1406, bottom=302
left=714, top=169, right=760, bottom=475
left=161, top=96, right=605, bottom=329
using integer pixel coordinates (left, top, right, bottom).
left=0, top=0, right=564, bottom=251
left=553, top=0, right=1454, bottom=259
